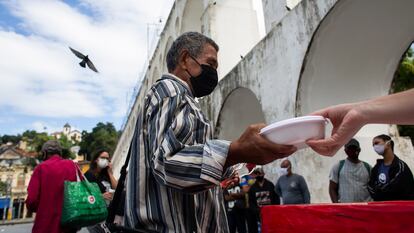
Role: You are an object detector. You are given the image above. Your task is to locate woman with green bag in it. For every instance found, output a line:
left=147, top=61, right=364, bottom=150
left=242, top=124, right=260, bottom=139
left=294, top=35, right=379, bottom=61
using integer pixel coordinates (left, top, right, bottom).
left=26, top=140, right=79, bottom=233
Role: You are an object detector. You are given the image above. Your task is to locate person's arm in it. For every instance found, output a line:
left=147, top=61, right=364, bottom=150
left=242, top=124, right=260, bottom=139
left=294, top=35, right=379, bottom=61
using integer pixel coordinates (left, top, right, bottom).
left=248, top=186, right=257, bottom=208
left=107, top=164, right=118, bottom=189
left=269, top=182, right=280, bottom=205
left=147, top=85, right=296, bottom=193
left=275, top=179, right=282, bottom=197
left=26, top=166, right=41, bottom=212
left=367, top=165, right=378, bottom=200
left=329, top=181, right=339, bottom=203
left=328, top=164, right=340, bottom=203
left=299, top=176, right=311, bottom=204
left=230, top=192, right=245, bottom=200
left=224, top=189, right=245, bottom=201
left=307, top=88, right=414, bottom=156
left=223, top=189, right=232, bottom=201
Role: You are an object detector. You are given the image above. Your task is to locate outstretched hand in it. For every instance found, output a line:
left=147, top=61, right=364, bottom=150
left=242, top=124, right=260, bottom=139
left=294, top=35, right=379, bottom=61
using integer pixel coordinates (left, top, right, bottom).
left=226, top=124, right=297, bottom=167
left=306, top=103, right=367, bottom=156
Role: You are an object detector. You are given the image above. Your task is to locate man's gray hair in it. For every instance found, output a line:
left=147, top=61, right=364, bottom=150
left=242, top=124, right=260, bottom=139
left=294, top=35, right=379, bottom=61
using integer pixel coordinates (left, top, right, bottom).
left=166, top=32, right=219, bottom=72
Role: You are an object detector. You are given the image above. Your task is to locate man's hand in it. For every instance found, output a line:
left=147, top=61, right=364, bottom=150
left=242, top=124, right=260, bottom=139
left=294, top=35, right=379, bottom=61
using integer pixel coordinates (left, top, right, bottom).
left=226, top=124, right=297, bottom=167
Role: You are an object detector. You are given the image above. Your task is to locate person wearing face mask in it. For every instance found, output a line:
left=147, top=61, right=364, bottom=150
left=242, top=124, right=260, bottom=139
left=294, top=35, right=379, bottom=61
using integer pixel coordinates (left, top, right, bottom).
left=368, top=134, right=414, bottom=201
left=247, top=167, right=279, bottom=233
left=123, top=32, right=296, bottom=233
left=84, top=150, right=118, bottom=203
left=84, top=150, right=118, bottom=233
left=275, top=159, right=310, bottom=204
left=328, top=139, right=372, bottom=203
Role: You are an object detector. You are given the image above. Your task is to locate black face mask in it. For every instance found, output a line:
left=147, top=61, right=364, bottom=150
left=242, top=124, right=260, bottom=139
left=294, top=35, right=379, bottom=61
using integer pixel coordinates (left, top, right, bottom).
left=186, top=56, right=218, bottom=97
left=256, top=176, right=264, bottom=182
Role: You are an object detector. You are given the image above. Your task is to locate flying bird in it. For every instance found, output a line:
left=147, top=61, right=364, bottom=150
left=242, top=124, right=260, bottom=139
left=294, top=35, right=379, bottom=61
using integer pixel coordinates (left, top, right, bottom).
left=69, top=47, right=99, bottom=73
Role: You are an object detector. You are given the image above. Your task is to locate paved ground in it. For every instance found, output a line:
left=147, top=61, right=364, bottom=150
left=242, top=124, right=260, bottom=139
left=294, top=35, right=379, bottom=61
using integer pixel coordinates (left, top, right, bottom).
left=0, top=223, right=32, bottom=232
left=0, top=223, right=89, bottom=232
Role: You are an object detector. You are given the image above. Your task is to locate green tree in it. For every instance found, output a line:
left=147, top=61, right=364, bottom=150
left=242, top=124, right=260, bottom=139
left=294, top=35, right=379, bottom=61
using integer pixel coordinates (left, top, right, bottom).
left=79, top=122, right=119, bottom=160
left=57, top=135, right=76, bottom=159
left=391, top=47, right=414, bottom=144
left=31, top=132, right=52, bottom=153
left=23, top=131, right=76, bottom=159
left=0, top=134, right=22, bottom=144
left=22, top=130, right=38, bottom=140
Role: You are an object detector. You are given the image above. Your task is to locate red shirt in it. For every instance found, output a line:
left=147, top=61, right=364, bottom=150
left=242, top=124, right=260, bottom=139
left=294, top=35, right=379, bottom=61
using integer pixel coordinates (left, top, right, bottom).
left=26, top=155, right=78, bottom=233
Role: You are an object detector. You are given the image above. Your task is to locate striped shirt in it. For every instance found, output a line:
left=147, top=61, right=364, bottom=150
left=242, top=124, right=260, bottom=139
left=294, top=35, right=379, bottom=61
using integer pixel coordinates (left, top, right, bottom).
left=125, top=73, right=232, bottom=233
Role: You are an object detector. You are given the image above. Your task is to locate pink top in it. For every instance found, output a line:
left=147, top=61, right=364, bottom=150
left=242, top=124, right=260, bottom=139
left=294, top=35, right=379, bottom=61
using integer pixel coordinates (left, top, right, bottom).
left=26, top=155, right=77, bottom=233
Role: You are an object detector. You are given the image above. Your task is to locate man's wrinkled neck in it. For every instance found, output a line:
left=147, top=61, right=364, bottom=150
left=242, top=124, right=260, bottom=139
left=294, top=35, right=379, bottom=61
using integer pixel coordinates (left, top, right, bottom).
left=171, top=70, right=194, bottom=94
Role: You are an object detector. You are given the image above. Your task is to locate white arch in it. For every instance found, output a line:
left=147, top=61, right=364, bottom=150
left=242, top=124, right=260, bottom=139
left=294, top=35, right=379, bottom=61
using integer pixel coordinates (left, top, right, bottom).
left=297, top=0, right=414, bottom=165
left=180, top=0, right=203, bottom=33
left=298, top=0, right=414, bottom=118
left=216, top=88, right=265, bottom=140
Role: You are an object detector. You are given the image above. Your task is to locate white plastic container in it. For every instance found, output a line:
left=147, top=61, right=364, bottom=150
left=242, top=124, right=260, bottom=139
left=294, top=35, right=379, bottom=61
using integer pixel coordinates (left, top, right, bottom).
left=260, top=116, right=326, bottom=150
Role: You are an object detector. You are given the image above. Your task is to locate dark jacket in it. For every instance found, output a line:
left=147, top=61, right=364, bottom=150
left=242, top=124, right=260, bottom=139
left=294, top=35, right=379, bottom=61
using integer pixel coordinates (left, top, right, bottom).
left=368, top=155, right=414, bottom=201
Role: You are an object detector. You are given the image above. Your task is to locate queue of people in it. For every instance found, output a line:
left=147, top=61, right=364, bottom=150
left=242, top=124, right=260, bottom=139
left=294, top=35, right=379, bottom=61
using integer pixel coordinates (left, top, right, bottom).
left=222, top=135, right=414, bottom=233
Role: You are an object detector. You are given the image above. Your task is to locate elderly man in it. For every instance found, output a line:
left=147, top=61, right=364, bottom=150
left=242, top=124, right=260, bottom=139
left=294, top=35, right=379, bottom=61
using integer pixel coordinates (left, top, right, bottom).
left=124, top=32, right=296, bottom=233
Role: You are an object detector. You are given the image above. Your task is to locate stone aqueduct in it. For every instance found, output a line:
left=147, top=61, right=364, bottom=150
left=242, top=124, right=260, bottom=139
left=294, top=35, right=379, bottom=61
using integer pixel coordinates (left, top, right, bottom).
left=112, top=0, right=414, bottom=202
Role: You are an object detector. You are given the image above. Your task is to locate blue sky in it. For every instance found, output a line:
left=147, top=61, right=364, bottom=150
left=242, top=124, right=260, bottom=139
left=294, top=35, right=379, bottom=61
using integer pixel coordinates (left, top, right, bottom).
left=0, top=0, right=174, bottom=135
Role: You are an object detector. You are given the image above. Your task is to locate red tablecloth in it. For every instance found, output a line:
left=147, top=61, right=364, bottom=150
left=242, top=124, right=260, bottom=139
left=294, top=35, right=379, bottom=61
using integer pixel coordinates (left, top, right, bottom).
left=261, top=201, right=414, bottom=233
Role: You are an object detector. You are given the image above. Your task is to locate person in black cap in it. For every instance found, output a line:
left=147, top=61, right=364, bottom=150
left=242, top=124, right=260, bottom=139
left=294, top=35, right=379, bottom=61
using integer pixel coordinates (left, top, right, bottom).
left=329, top=138, right=372, bottom=203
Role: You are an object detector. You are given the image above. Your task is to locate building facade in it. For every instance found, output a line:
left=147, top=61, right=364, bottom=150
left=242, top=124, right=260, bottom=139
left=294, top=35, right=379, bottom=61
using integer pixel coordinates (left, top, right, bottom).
left=51, top=123, right=82, bottom=143
left=0, top=145, right=36, bottom=220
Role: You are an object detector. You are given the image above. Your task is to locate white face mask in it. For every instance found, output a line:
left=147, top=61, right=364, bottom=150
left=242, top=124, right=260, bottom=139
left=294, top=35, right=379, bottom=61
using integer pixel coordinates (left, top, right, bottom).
left=373, top=141, right=389, bottom=156
left=278, top=167, right=289, bottom=176
left=97, top=158, right=109, bottom=169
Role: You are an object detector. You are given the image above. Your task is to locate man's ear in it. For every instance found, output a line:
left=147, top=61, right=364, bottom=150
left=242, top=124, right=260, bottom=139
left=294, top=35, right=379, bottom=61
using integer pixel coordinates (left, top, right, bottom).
left=178, top=50, right=189, bottom=69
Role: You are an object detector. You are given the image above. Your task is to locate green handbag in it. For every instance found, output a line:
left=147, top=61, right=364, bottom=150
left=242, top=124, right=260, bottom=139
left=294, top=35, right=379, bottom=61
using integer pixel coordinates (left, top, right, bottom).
left=61, top=165, right=108, bottom=227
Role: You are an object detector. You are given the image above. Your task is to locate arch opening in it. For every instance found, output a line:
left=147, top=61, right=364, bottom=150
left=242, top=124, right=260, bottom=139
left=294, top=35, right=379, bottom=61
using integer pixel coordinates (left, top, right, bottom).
left=297, top=0, right=414, bottom=152
left=180, top=0, right=203, bottom=33
left=294, top=0, right=414, bottom=203
left=215, top=88, right=265, bottom=141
